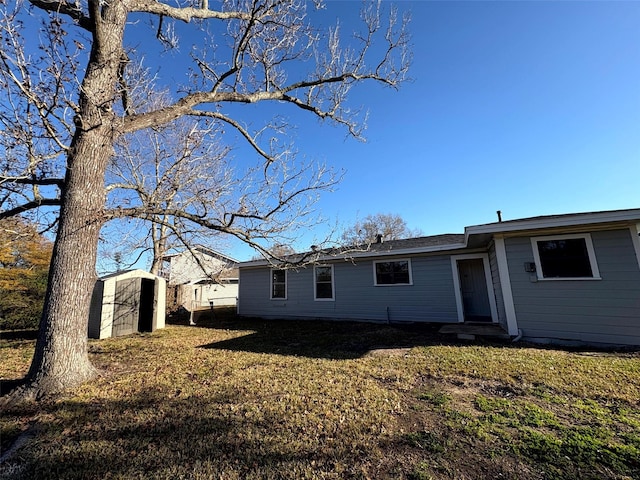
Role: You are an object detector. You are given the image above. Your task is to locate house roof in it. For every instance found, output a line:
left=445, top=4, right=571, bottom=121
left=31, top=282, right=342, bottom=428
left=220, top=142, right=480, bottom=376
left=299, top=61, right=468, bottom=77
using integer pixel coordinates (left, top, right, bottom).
left=239, top=207, right=640, bottom=268
left=356, top=234, right=466, bottom=253
left=240, top=234, right=468, bottom=267
left=99, top=269, right=163, bottom=281
left=466, top=208, right=640, bottom=234
left=464, top=208, right=640, bottom=248
left=162, top=246, right=239, bottom=264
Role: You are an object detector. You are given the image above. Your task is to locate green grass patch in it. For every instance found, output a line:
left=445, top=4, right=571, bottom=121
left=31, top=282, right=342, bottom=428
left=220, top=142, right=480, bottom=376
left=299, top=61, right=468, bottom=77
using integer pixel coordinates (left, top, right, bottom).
left=404, top=430, right=447, bottom=453
left=416, top=390, right=450, bottom=408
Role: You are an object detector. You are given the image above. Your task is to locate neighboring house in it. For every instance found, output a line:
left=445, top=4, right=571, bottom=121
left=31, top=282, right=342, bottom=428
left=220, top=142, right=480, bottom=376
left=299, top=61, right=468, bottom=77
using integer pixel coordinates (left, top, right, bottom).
left=238, top=208, right=640, bottom=346
left=89, top=269, right=166, bottom=339
left=160, top=246, right=239, bottom=310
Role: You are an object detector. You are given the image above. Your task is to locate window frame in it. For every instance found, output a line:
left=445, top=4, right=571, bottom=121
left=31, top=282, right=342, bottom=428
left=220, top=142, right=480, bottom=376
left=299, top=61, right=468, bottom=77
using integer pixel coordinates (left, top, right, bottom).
left=270, top=268, right=287, bottom=300
left=313, top=265, right=335, bottom=301
left=373, top=258, right=413, bottom=286
left=530, top=233, right=601, bottom=281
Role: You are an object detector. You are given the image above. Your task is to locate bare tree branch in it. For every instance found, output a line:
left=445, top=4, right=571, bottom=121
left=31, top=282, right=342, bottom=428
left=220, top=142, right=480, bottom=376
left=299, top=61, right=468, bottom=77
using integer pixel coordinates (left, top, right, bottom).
left=0, top=198, right=62, bottom=219
left=0, top=177, right=65, bottom=187
left=128, top=0, right=253, bottom=23
left=27, top=0, right=93, bottom=31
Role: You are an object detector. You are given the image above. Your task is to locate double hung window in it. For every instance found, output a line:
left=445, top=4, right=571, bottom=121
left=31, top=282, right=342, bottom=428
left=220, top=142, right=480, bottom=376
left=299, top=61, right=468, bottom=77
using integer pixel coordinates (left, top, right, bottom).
left=314, top=265, right=334, bottom=300
left=271, top=269, right=287, bottom=299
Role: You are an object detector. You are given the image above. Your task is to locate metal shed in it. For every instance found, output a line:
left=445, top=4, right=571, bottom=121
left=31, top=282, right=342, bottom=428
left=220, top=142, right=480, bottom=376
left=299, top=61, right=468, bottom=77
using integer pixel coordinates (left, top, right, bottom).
left=88, top=269, right=166, bottom=339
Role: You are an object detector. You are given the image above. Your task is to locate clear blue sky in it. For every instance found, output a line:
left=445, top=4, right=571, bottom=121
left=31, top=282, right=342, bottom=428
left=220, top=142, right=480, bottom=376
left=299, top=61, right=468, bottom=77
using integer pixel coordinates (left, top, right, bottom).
left=116, top=1, right=640, bottom=264
left=225, top=0, right=640, bottom=260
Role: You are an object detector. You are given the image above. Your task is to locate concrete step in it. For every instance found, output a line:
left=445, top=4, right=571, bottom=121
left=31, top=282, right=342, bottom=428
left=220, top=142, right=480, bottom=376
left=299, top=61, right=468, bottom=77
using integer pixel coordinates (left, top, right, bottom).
left=439, top=323, right=510, bottom=340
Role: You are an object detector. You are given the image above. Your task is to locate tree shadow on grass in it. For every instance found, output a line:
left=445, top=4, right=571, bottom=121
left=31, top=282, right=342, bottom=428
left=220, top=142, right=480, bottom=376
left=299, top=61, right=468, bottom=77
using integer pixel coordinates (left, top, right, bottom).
left=0, top=330, right=38, bottom=341
left=185, top=308, right=640, bottom=358
left=0, top=331, right=35, bottom=399
left=0, top=379, right=26, bottom=398
left=0, top=387, right=395, bottom=480
left=193, top=310, right=481, bottom=359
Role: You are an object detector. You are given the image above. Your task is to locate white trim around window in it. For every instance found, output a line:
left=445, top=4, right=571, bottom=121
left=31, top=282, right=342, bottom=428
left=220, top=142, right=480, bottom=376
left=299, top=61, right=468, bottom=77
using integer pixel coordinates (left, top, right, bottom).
left=270, top=268, right=287, bottom=300
left=373, top=258, right=413, bottom=286
left=530, top=233, right=601, bottom=280
left=313, top=265, right=335, bottom=301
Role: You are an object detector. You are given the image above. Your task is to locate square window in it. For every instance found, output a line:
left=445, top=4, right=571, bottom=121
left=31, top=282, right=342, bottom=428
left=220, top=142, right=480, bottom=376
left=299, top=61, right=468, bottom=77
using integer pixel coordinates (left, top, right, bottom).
left=374, top=260, right=412, bottom=285
left=531, top=234, right=600, bottom=280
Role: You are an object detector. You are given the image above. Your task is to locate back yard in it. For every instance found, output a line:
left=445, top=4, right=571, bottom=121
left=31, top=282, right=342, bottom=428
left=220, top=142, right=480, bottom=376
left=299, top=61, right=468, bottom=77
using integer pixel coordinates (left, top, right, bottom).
left=1, top=310, right=639, bottom=479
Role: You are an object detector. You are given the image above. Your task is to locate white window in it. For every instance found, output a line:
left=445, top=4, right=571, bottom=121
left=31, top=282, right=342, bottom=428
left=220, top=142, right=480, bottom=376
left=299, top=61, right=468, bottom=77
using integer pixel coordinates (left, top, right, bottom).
left=531, top=233, right=600, bottom=280
left=373, top=259, right=413, bottom=286
left=270, top=269, right=287, bottom=299
left=314, top=265, right=334, bottom=301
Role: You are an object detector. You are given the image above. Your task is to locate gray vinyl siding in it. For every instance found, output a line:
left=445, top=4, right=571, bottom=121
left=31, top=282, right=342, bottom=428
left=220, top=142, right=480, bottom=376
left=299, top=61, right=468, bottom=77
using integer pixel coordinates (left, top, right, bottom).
left=239, top=254, right=459, bottom=323
left=505, top=229, right=640, bottom=345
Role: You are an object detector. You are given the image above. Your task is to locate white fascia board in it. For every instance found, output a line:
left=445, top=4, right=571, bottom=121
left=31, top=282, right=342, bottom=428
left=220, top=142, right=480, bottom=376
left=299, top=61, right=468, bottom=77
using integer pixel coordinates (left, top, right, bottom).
left=240, top=259, right=272, bottom=268
left=345, top=243, right=469, bottom=259
left=466, top=209, right=640, bottom=237
left=630, top=223, right=640, bottom=271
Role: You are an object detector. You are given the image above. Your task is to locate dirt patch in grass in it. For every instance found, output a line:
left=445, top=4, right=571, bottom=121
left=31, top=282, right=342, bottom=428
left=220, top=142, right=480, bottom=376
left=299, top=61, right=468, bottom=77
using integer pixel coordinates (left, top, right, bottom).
left=1, top=314, right=639, bottom=479
left=366, top=348, right=413, bottom=357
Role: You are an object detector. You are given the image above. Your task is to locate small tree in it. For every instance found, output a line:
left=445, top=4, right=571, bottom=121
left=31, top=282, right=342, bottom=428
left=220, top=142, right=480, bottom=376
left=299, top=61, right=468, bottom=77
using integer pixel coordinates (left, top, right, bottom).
left=0, top=218, right=53, bottom=330
left=340, top=213, right=422, bottom=246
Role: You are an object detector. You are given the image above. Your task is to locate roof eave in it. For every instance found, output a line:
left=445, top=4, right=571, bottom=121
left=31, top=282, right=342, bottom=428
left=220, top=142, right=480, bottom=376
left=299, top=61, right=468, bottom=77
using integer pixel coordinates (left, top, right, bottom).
left=238, top=242, right=469, bottom=268
left=465, top=208, right=640, bottom=237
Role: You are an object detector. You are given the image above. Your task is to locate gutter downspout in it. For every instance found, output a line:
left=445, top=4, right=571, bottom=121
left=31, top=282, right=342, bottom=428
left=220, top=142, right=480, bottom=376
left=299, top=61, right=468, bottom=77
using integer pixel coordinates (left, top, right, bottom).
left=512, top=329, right=523, bottom=342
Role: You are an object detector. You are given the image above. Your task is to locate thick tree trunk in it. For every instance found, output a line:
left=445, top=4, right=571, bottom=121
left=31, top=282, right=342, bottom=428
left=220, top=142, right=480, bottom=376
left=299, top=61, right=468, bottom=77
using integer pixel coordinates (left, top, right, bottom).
left=3, top=3, right=128, bottom=403
left=150, top=222, right=168, bottom=276
left=24, top=139, right=106, bottom=394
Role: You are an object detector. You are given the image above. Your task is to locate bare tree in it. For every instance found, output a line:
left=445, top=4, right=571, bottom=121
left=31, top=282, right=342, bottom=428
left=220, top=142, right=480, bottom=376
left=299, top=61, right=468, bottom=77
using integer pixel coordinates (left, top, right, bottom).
left=0, top=0, right=410, bottom=402
left=105, top=104, right=234, bottom=275
left=340, top=213, right=422, bottom=246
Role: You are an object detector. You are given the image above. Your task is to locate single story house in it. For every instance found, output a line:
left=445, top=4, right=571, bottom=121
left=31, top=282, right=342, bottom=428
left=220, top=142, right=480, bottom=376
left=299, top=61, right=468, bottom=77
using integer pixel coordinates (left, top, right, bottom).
left=238, top=208, right=640, bottom=346
left=160, top=246, right=239, bottom=311
left=89, top=269, right=166, bottom=339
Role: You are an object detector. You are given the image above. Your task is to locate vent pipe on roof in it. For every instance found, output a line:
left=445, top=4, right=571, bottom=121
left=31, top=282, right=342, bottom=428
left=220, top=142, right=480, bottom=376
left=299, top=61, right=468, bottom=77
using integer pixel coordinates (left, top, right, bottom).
left=497, top=210, right=503, bottom=222
left=376, top=234, right=383, bottom=244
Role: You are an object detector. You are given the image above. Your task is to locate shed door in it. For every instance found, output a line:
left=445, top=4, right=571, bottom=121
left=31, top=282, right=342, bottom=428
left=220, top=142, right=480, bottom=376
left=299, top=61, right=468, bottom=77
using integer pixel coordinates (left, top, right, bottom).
left=457, top=258, right=492, bottom=322
left=113, top=278, right=140, bottom=337
left=138, top=278, right=155, bottom=333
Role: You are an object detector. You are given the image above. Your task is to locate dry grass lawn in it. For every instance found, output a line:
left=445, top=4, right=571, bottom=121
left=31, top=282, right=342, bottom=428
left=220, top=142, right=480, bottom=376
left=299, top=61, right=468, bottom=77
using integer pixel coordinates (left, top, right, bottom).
left=1, top=309, right=639, bottom=479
